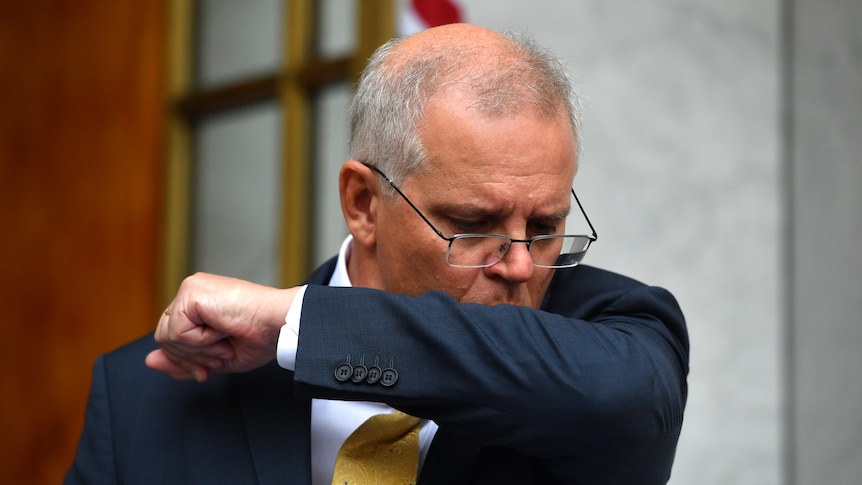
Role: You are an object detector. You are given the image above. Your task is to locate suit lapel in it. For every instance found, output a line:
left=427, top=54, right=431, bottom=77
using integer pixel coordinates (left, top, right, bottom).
left=420, top=431, right=554, bottom=485
left=236, top=362, right=312, bottom=484
left=418, top=429, right=481, bottom=484
left=233, top=259, right=337, bottom=484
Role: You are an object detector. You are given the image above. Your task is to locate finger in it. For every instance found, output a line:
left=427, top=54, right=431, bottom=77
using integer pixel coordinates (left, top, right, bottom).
left=145, top=349, right=212, bottom=382
left=155, top=306, right=233, bottom=359
left=145, top=349, right=193, bottom=380
left=157, top=337, right=236, bottom=367
left=181, top=323, right=229, bottom=346
left=157, top=309, right=229, bottom=348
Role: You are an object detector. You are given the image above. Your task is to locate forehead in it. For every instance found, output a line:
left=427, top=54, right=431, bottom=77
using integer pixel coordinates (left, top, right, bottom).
left=409, top=91, right=576, bottom=208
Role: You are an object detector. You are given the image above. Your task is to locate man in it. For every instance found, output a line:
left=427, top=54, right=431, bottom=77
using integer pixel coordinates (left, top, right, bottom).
left=67, top=24, right=688, bottom=484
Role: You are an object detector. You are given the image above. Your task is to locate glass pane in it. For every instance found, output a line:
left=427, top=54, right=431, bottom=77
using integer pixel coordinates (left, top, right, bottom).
left=196, top=0, right=283, bottom=88
left=317, top=0, right=356, bottom=57
left=192, top=102, right=282, bottom=286
left=312, top=82, right=352, bottom=267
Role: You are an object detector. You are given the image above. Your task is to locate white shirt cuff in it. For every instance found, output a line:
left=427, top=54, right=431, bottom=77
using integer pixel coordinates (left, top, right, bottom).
left=276, top=284, right=308, bottom=371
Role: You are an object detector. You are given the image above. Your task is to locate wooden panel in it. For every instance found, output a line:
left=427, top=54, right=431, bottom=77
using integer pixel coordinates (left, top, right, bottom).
left=0, top=1, right=166, bottom=483
left=281, top=0, right=315, bottom=286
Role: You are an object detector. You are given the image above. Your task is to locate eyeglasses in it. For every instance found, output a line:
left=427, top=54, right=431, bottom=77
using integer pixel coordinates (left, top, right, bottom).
left=364, top=163, right=598, bottom=269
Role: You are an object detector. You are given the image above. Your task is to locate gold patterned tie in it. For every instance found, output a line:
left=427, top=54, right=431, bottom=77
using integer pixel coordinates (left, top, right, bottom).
left=331, top=411, right=422, bottom=485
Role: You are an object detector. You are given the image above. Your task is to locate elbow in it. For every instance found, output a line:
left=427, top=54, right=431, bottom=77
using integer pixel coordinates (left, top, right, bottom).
left=583, top=360, right=688, bottom=438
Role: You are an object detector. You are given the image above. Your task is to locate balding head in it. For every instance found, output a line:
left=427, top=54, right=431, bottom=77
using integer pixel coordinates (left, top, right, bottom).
left=392, top=23, right=512, bottom=63
left=349, top=23, right=582, bottom=189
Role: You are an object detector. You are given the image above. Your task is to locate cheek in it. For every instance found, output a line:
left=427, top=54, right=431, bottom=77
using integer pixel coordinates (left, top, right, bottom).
left=376, top=208, right=528, bottom=302
left=386, top=242, right=477, bottom=299
left=387, top=253, right=465, bottom=298
left=376, top=214, right=452, bottom=294
left=430, top=265, right=476, bottom=299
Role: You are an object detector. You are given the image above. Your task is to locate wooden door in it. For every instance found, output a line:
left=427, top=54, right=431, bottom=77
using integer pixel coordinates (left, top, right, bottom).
left=0, top=2, right=166, bottom=483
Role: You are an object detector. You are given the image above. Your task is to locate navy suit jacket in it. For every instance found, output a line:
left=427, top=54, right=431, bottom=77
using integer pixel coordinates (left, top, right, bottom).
left=66, top=262, right=688, bottom=484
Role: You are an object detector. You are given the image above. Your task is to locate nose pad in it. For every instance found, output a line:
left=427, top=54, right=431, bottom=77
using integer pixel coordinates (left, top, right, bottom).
left=486, top=240, right=534, bottom=282
left=496, top=241, right=512, bottom=259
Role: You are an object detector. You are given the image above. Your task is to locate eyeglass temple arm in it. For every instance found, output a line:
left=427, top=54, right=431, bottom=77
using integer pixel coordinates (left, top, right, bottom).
left=361, top=162, right=452, bottom=242
left=571, top=188, right=598, bottom=241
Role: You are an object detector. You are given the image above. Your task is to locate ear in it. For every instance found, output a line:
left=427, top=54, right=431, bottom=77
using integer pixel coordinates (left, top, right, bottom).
left=339, top=160, right=380, bottom=249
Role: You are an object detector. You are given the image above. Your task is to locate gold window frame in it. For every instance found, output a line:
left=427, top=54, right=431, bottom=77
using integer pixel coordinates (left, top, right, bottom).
left=162, top=0, right=395, bottom=304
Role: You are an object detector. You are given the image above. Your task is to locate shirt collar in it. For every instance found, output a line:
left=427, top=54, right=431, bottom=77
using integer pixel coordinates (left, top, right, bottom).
left=328, top=235, right=354, bottom=288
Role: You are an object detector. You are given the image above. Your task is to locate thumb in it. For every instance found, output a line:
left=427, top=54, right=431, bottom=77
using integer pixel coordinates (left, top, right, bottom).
left=145, top=349, right=210, bottom=382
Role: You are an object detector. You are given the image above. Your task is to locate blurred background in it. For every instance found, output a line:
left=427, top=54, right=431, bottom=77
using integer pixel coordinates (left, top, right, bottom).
left=1, top=1, right=859, bottom=484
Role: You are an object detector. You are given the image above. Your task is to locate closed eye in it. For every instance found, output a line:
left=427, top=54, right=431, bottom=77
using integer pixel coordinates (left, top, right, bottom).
left=449, top=217, right=494, bottom=234
left=528, top=219, right=564, bottom=237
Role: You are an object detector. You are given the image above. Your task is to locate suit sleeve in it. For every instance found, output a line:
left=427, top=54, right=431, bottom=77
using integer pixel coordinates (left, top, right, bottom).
left=292, top=267, right=689, bottom=483
left=65, top=354, right=118, bottom=485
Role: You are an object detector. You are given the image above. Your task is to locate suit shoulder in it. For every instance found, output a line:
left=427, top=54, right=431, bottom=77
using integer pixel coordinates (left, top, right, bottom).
left=550, top=264, right=649, bottom=295
left=545, top=265, right=682, bottom=320
left=98, top=333, right=158, bottom=369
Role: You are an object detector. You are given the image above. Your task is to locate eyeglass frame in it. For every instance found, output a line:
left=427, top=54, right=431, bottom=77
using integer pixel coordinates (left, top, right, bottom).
left=362, top=162, right=598, bottom=269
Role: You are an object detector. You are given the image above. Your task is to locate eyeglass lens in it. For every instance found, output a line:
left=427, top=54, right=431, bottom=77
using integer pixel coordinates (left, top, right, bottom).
left=446, top=235, right=592, bottom=269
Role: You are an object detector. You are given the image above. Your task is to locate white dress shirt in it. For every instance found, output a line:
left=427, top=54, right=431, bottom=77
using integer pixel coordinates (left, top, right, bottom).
left=277, top=236, right=438, bottom=485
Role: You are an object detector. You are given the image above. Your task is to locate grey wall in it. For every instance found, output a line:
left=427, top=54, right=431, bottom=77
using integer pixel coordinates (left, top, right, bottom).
left=468, top=1, right=782, bottom=483
left=466, top=0, right=861, bottom=483
left=789, top=0, right=862, bottom=483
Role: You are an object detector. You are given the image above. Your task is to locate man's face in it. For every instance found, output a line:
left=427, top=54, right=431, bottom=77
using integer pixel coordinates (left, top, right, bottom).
left=373, top=92, right=577, bottom=308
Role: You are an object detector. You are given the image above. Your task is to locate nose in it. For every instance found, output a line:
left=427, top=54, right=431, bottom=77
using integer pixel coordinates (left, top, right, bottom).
left=484, top=240, right=534, bottom=283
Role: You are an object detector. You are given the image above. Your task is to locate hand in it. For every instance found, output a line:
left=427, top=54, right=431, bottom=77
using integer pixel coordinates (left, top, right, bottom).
left=145, top=272, right=299, bottom=382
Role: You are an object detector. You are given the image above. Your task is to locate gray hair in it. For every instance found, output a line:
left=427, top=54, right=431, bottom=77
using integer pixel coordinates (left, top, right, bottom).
left=348, top=30, right=583, bottom=193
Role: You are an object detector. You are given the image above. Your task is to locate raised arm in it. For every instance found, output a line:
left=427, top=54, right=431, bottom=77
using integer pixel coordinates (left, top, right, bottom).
left=292, top=266, right=688, bottom=481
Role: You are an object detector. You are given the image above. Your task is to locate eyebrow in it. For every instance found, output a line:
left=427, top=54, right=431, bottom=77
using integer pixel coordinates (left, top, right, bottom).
left=428, top=202, right=496, bottom=219
left=427, top=199, right=572, bottom=222
left=544, top=204, right=572, bottom=222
